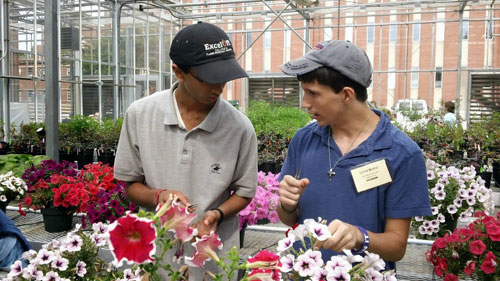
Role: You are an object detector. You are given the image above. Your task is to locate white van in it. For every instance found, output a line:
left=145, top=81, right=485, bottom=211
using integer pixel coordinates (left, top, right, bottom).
left=392, top=99, right=429, bottom=131
left=392, top=99, right=429, bottom=114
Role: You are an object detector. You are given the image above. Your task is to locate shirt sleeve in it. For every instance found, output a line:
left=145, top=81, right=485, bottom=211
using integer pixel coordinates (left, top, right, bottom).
left=385, top=150, right=432, bottom=218
left=278, top=132, right=300, bottom=182
left=114, top=104, right=145, bottom=183
left=232, top=126, right=258, bottom=198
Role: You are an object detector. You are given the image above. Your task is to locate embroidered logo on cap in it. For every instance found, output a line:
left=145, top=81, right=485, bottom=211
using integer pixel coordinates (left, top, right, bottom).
left=204, top=39, right=232, bottom=57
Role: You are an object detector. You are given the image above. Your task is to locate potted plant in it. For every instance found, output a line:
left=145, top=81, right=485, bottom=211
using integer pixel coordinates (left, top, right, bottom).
left=6, top=224, right=129, bottom=280
left=0, top=171, right=27, bottom=213
left=411, top=159, right=494, bottom=239
left=10, top=122, right=45, bottom=155
left=80, top=162, right=136, bottom=227
left=59, top=115, right=100, bottom=168
left=21, top=159, right=83, bottom=232
left=96, top=117, right=123, bottom=166
left=275, top=218, right=397, bottom=280
left=239, top=171, right=281, bottom=247
left=426, top=211, right=500, bottom=281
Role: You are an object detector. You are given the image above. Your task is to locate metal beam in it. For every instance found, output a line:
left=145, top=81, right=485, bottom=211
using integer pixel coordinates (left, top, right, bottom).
left=1, top=0, right=10, bottom=141
left=44, top=0, right=60, bottom=161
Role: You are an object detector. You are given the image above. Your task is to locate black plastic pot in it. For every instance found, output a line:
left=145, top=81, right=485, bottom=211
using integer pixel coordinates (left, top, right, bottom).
left=41, top=208, right=73, bottom=233
left=479, top=171, right=492, bottom=188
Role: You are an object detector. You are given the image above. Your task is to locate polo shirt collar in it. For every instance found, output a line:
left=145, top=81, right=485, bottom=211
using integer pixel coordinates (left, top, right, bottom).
left=313, top=109, right=393, bottom=157
left=163, top=82, right=223, bottom=133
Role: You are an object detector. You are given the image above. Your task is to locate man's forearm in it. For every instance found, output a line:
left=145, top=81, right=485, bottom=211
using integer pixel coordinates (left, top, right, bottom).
left=125, top=182, right=158, bottom=209
left=278, top=206, right=299, bottom=226
left=217, top=193, right=252, bottom=219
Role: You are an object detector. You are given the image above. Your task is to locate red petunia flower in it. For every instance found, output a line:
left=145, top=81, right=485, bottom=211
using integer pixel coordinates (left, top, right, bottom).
left=480, top=251, right=497, bottom=275
left=469, top=240, right=486, bottom=256
left=443, top=273, right=458, bottom=281
left=108, top=213, right=157, bottom=267
left=246, top=250, right=281, bottom=281
left=464, top=260, right=475, bottom=276
left=486, top=223, right=500, bottom=241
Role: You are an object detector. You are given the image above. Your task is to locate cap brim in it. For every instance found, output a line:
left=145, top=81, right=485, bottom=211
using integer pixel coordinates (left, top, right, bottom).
left=192, top=58, right=248, bottom=84
left=280, top=57, right=323, bottom=76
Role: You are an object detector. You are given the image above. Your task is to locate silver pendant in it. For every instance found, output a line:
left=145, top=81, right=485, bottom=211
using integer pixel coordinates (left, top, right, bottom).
left=327, top=168, right=335, bottom=182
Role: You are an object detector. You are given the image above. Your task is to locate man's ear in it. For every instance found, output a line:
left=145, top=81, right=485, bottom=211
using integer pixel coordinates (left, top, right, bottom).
left=342, top=86, right=356, bottom=103
left=172, top=64, right=186, bottom=83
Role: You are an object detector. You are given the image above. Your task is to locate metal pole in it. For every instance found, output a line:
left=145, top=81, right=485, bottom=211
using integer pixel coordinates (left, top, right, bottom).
left=112, top=0, right=120, bottom=120
left=44, top=0, right=60, bottom=161
left=98, top=1, right=103, bottom=122
left=0, top=0, right=10, bottom=141
left=79, top=0, right=83, bottom=115
left=456, top=1, right=467, bottom=121
left=403, top=11, right=409, bottom=100
left=146, top=11, right=150, bottom=96
left=158, top=9, right=163, bottom=91
left=34, top=0, right=38, bottom=122
left=377, top=19, right=382, bottom=106
left=429, top=13, right=436, bottom=108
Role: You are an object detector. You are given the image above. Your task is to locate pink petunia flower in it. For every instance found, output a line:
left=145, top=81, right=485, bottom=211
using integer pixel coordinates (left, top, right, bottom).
left=480, top=251, right=497, bottom=275
left=185, top=231, right=222, bottom=268
left=469, top=240, right=486, bottom=255
left=108, top=213, right=156, bottom=266
left=159, top=201, right=198, bottom=242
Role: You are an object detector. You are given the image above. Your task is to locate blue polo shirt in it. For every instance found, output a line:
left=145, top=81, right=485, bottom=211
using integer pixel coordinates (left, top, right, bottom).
left=279, top=110, right=431, bottom=270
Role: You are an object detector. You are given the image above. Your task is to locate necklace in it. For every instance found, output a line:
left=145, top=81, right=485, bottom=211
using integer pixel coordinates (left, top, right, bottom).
left=327, top=117, right=370, bottom=182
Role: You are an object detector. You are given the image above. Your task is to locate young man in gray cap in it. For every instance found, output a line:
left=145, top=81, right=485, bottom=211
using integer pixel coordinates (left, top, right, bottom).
left=114, top=22, right=257, bottom=279
left=277, top=40, right=431, bottom=270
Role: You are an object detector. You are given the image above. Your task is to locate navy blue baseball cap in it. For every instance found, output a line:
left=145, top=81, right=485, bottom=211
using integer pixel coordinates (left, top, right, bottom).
left=169, top=21, right=248, bottom=84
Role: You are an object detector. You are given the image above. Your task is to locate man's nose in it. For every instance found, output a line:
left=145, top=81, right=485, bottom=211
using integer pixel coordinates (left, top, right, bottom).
left=211, top=83, right=226, bottom=94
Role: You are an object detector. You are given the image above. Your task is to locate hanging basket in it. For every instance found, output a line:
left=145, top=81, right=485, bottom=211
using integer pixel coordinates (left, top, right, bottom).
left=41, top=207, right=74, bottom=233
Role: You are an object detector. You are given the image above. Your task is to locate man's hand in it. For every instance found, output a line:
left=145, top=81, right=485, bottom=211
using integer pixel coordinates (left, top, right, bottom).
left=158, top=189, right=192, bottom=209
left=279, top=175, right=309, bottom=211
left=313, top=219, right=364, bottom=253
left=197, top=210, right=220, bottom=237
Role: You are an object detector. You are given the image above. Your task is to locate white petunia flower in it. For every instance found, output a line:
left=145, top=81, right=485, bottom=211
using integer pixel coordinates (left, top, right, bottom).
left=280, top=254, right=295, bottom=273
left=76, top=261, right=87, bottom=277
left=293, top=254, right=316, bottom=277
left=447, top=205, right=458, bottom=214
left=51, top=256, right=69, bottom=271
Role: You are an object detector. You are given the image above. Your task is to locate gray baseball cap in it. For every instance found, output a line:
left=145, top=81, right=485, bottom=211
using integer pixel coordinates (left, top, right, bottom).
left=280, top=40, right=373, bottom=88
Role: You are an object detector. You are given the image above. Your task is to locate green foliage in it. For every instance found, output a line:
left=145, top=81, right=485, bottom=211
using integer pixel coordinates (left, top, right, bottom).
left=247, top=101, right=310, bottom=167
left=97, top=117, right=123, bottom=153
left=10, top=122, right=45, bottom=151
left=59, top=115, right=100, bottom=152
left=0, top=154, right=50, bottom=177
left=247, top=101, right=311, bottom=139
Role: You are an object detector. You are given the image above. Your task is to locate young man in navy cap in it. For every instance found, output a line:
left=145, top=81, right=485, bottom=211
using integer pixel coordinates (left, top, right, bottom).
left=114, top=22, right=257, bottom=279
left=277, top=40, right=431, bottom=270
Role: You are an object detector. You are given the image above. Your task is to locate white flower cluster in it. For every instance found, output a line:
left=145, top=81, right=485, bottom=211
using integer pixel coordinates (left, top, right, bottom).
left=277, top=218, right=397, bottom=281
left=415, top=159, right=494, bottom=236
left=0, top=171, right=27, bottom=202
left=4, top=222, right=141, bottom=281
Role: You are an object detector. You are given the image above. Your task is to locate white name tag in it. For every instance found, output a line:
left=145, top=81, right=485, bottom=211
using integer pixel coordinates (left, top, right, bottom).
left=350, top=158, right=392, bottom=193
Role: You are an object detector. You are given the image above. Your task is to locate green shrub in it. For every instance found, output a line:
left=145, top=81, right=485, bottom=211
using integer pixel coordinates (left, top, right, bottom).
left=247, top=101, right=311, bottom=138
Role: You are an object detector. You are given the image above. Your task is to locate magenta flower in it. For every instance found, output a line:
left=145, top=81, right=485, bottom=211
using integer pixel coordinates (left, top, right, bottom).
left=469, top=240, right=486, bottom=255
left=108, top=213, right=157, bottom=266
left=185, top=231, right=222, bottom=268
